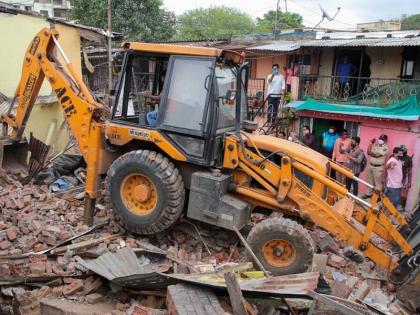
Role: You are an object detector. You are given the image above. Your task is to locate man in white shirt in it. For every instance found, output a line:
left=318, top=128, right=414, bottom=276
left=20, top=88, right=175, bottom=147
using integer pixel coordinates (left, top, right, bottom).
left=267, top=64, right=285, bottom=123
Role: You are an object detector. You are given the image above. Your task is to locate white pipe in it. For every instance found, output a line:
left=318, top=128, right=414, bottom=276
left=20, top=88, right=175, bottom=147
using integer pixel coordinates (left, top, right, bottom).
left=347, top=192, right=371, bottom=208
left=51, top=36, right=70, bottom=64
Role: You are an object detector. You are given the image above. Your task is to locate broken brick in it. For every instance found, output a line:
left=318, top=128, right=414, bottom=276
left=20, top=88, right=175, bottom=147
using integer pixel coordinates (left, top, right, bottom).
left=63, top=279, right=84, bottom=296
left=6, top=228, right=17, bottom=241
left=0, top=240, right=11, bottom=250
left=328, top=254, right=347, bottom=269
left=85, top=293, right=103, bottom=304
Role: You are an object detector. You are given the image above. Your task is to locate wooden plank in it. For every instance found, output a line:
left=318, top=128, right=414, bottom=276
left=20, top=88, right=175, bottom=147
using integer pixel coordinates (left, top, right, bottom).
left=224, top=272, right=247, bottom=315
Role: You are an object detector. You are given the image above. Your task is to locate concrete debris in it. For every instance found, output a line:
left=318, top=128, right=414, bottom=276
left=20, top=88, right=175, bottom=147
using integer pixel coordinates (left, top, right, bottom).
left=0, top=167, right=414, bottom=315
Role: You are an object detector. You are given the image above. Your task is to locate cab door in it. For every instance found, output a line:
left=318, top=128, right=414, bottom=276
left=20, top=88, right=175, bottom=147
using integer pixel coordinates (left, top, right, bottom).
left=157, top=55, right=216, bottom=166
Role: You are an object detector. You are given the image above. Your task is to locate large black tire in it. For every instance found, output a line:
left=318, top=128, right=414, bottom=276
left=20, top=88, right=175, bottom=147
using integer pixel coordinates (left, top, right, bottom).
left=246, top=218, right=314, bottom=275
left=106, top=150, right=185, bottom=235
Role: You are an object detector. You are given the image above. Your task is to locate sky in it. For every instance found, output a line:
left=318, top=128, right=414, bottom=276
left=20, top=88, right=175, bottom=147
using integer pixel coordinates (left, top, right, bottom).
left=163, top=0, right=420, bottom=30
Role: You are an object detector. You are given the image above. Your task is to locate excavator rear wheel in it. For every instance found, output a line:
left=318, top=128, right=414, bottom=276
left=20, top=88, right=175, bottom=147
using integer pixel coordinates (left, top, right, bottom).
left=246, top=218, right=314, bottom=275
left=106, top=150, right=185, bottom=235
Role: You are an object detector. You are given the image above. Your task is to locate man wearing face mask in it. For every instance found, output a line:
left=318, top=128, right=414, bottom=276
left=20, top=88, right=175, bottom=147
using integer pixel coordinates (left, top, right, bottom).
left=399, top=145, right=412, bottom=209
left=384, top=147, right=404, bottom=207
left=362, top=134, right=389, bottom=198
left=322, top=126, right=339, bottom=158
left=346, top=136, right=365, bottom=196
left=267, top=64, right=285, bottom=123
left=333, top=129, right=352, bottom=184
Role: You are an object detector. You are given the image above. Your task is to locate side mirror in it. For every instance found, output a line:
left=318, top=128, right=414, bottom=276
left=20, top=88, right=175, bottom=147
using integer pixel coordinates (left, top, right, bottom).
left=225, top=89, right=237, bottom=105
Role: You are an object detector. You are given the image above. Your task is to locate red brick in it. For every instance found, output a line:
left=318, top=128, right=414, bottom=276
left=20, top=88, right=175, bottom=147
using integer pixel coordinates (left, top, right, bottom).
left=39, top=232, right=57, bottom=245
left=34, top=243, right=46, bottom=252
left=23, top=195, right=32, bottom=205
left=6, top=229, right=17, bottom=241
left=57, top=230, right=72, bottom=241
left=0, top=263, right=10, bottom=276
left=63, top=279, right=84, bottom=296
left=83, top=277, right=103, bottom=295
left=0, top=240, right=11, bottom=250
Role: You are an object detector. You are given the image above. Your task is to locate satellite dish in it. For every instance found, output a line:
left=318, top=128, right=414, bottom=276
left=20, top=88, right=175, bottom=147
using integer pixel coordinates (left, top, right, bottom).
left=312, top=5, right=341, bottom=29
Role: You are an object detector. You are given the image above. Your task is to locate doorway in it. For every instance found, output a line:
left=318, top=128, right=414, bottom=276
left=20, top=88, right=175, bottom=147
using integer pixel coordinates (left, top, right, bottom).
left=333, top=48, right=371, bottom=98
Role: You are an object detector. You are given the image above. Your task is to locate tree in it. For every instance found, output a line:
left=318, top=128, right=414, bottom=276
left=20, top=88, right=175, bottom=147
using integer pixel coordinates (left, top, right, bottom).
left=67, top=0, right=176, bottom=41
left=401, top=14, right=420, bottom=30
left=256, top=10, right=303, bottom=33
left=176, top=6, right=255, bottom=40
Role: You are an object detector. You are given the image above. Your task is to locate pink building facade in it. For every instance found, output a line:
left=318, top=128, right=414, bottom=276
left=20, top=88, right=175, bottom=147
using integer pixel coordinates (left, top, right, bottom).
left=295, top=110, right=420, bottom=213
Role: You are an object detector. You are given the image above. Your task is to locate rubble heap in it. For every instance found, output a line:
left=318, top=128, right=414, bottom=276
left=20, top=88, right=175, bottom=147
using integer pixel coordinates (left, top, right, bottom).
left=0, top=168, right=414, bottom=315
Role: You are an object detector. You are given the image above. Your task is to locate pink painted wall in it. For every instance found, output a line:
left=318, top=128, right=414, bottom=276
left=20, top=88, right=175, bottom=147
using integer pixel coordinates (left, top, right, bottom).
left=358, top=120, right=420, bottom=211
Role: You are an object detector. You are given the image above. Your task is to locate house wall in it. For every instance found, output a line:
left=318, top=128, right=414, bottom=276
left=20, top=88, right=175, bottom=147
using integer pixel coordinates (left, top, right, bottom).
left=317, top=47, right=403, bottom=79
left=318, top=48, right=335, bottom=77
left=366, top=47, right=403, bottom=79
left=0, top=13, right=82, bottom=153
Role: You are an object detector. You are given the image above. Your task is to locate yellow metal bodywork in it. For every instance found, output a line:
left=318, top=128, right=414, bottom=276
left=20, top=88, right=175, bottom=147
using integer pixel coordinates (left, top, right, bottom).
left=105, top=122, right=187, bottom=162
left=223, top=133, right=412, bottom=272
left=122, top=42, right=245, bottom=65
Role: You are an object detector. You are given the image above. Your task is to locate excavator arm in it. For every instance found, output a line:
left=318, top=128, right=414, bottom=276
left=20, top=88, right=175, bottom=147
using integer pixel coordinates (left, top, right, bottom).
left=0, top=27, right=110, bottom=224
left=224, top=133, right=413, bottom=273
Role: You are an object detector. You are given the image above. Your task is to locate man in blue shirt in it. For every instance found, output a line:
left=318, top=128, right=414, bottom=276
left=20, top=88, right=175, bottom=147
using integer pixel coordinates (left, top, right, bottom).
left=337, top=56, right=357, bottom=84
left=322, top=126, right=339, bottom=158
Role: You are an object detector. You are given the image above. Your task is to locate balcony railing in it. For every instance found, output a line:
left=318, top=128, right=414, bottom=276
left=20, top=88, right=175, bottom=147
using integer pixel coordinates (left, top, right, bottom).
left=298, top=75, right=420, bottom=107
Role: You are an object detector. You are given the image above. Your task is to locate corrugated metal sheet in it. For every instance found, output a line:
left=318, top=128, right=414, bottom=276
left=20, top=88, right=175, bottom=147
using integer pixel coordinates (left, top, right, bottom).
left=163, top=271, right=320, bottom=297
left=300, top=37, right=420, bottom=47
left=315, top=30, right=420, bottom=40
left=79, top=247, right=173, bottom=289
left=248, top=41, right=301, bottom=52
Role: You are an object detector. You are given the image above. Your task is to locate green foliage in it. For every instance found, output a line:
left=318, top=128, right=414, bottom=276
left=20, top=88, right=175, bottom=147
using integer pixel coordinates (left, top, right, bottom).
left=67, top=0, right=176, bottom=41
left=175, top=6, right=255, bottom=40
left=401, top=14, right=420, bottom=30
left=255, top=10, right=303, bottom=33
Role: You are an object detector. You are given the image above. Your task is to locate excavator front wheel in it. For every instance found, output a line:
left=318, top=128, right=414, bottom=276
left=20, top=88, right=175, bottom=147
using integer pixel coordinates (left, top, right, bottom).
left=247, top=218, right=314, bottom=275
left=106, top=150, right=185, bottom=235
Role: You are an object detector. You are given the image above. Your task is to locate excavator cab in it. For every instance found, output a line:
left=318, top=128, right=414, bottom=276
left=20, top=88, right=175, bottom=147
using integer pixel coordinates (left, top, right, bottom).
left=109, top=44, right=248, bottom=167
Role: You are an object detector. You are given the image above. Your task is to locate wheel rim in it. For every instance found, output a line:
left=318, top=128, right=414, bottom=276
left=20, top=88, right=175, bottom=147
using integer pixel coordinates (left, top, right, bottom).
left=120, top=173, right=158, bottom=216
left=262, top=239, right=296, bottom=268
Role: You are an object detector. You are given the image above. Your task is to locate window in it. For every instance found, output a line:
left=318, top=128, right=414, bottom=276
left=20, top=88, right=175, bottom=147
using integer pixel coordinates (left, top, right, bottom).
left=53, top=8, right=67, bottom=18
left=160, top=57, right=213, bottom=131
left=113, top=54, right=168, bottom=124
left=53, top=0, right=64, bottom=5
left=215, top=66, right=248, bottom=130
left=40, top=10, right=49, bottom=17
left=402, top=60, right=414, bottom=78
left=24, top=6, right=32, bottom=11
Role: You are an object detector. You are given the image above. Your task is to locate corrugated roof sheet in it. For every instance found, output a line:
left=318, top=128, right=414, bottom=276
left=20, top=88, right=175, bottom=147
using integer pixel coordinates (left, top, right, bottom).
left=248, top=41, right=301, bottom=52
left=315, top=30, right=420, bottom=40
left=300, top=37, right=420, bottom=47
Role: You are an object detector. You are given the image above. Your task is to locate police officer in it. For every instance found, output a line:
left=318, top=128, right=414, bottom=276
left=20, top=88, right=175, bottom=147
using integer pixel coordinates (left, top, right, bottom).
left=362, top=134, right=389, bottom=198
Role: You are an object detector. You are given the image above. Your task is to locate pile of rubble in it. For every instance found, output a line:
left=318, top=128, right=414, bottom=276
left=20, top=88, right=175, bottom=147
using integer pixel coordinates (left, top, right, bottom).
left=0, top=168, right=414, bottom=315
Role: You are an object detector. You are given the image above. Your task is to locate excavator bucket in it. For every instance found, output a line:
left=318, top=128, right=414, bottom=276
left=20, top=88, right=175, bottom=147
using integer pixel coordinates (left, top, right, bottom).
left=0, top=137, right=28, bottom=172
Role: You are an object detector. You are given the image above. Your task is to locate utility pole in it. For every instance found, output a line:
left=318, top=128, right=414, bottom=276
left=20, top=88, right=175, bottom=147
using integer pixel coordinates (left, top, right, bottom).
left=284, top=0, right=288, bottom=12
left=275, top=0, right=281, bottom=37
left=107, top=0, right=112, bottom=94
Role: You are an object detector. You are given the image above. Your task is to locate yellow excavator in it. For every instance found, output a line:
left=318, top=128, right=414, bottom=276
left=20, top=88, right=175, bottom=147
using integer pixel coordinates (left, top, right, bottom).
left=1, top=28, right=419, bottom=284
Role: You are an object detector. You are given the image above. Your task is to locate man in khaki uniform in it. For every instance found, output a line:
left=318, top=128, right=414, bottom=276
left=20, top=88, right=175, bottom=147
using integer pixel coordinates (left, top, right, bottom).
left=362, top=134, right=389, bottom=198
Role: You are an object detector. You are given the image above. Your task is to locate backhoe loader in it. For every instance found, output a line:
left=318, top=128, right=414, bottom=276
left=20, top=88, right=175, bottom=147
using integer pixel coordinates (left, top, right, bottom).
left=1, top=27, right=419, bottom=284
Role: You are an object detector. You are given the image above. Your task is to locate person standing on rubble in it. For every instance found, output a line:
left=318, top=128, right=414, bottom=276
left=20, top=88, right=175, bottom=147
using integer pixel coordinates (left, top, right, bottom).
left=362, top=134, right=389, bottom=198
left=267, top=64, right=285, bottom=123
